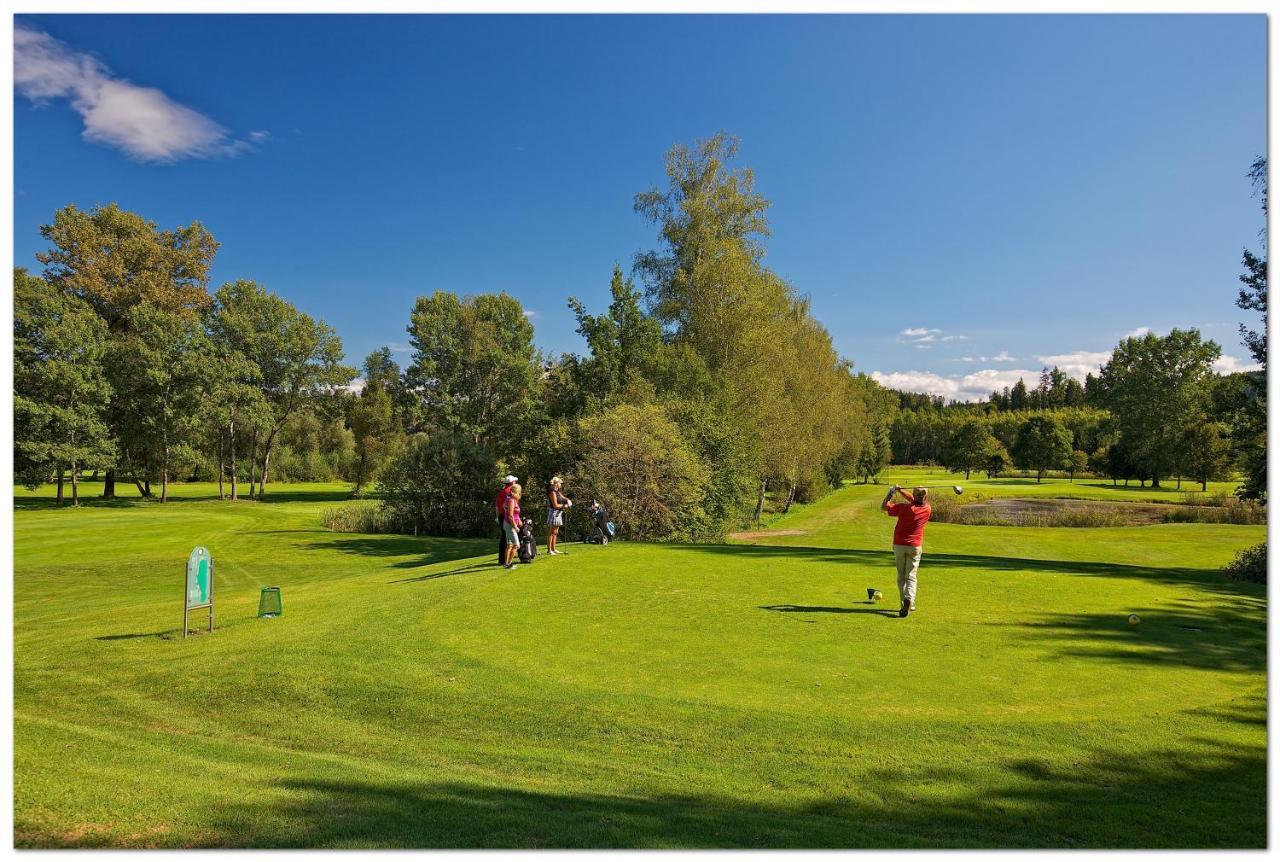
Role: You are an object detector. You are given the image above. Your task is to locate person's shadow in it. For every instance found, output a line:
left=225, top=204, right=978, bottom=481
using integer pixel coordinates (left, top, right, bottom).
left=760, top=602, right=898, bottom=618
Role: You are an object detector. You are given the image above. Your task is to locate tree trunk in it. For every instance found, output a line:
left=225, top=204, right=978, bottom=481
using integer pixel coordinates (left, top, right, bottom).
left=1150, top=476, right=1160, bottom=488
left=56, top=468, right=65, bottom=504
left=217, top=430, right=226, bottom=501
left=1202, top=478, right=1208, bottom=492
left=90, top=469, right=99, bottom=480
left=248, top=428, right=259, bottom=498
left=71, top=462, right=79, bottom=507
left=160, top=436, right=169, bottom=503
left=144, top=479, right=152, bottom=497
left=1176, top=474, right=1182, bottom=490
left=229, top=418, right=238, bottom=501
left=965, top=468, right=971, bottom=480
left=753, top=479, right=767, bottom=522
left=102, top=468, right=116, bottom=499
left=260, top=437, right=277, bottom=500
left=782, top=482, right=796, bottom=514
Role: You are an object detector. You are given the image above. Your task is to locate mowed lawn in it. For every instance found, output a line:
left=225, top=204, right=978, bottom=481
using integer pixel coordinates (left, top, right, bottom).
left=13, top=475, right=1266, bottom=848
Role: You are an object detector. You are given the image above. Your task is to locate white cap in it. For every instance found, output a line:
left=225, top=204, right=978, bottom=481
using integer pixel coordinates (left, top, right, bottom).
left=503, top=475, right=518, bottom=484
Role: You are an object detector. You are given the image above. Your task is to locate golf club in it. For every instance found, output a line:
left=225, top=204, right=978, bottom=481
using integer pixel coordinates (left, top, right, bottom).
left=888, top=483, right=964, bottom=495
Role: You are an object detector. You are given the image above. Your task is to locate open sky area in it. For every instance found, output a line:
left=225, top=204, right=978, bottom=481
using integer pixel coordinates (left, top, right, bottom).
left=13, top=13, right=1267, bottom=401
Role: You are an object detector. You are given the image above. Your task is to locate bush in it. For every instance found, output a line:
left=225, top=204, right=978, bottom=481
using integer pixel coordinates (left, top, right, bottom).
left=378, top=433, right=498, bottom=537
left=573, top=402, right=710, bottom=541
left=321, top=501, right=395, bottom=534
left=1221, top=542, right=1267, bottom=584
left=1162, top=499, right=1266, bottom=525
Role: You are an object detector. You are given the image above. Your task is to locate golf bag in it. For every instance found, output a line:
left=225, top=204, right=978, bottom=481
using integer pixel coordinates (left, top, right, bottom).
left=517, top=519, right=537, bottom=563
left=581, top=504, right=613, bottom=545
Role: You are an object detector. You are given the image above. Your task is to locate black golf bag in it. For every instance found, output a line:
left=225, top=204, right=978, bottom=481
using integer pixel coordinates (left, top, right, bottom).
left=581, top=504, right=613, bottom=545
left=518, top=519, right=537, bottom=563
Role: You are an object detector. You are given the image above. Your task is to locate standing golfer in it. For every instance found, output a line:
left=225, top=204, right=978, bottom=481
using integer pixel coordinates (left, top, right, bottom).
left=495, top=475, right=517, bottom=565
left=881, top=485, right=931, bottom=618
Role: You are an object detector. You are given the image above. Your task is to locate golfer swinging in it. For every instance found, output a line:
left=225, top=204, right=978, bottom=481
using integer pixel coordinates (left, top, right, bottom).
left=881, top=485, right=931, bottom=618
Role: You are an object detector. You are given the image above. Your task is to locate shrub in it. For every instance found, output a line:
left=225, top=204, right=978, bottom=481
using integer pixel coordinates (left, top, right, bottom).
left=321, top=501, right=394, bottom=534
left=1162, top=499, right=1266, bottom=525
left=378, top=433, right=498, bottom=537
left=574, top=402, right=710, bottom=541
left=1221, top=542, right=1267, bottom=584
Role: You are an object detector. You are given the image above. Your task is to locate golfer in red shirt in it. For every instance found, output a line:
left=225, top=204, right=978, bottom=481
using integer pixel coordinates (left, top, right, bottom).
left=881, top=485, right=932, bottom=618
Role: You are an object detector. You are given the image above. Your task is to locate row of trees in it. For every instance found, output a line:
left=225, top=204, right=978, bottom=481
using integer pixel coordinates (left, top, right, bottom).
left=15, top=143, right=1264, bottom=530
left=15, top=205, right=355, bottom=504
left=888, top=329, right=1243, bottom=491
left=883, top=150, right=1269, bottom=498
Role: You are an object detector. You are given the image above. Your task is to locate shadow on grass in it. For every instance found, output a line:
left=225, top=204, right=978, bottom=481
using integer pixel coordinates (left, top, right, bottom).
left=290, top=533, right=493, bottom=571
left=15, top=485, right=355, bottom=510
left=157, top=734, right=1265, bottom=849
left=681, top=543, right=1261, bottom=596
left=761, top=604, right=898, bottom=618
left=999, top=603, right=1266, bottom=673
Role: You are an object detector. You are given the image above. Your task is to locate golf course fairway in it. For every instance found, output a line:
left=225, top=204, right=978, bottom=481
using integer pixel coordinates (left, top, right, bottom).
left=13, top=474, right=1266, bottom=848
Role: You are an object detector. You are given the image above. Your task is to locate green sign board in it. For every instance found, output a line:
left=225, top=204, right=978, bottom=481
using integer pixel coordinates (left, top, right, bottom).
left=184, top=547, right=214, bottom=638
left=186, top=546, right=212, bottom=608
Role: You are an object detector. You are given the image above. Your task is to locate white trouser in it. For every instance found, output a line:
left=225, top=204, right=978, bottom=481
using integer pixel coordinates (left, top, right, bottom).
left=893, top=544, right=922, bottom=607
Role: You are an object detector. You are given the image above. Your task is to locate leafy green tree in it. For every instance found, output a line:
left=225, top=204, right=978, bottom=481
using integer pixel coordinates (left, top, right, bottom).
left=348, top=350, right=404, bottom=496
left=856, top=425, right=892, bottom=484
left=1067, top=449, right=1089, bottom=483
left=1179, top=419, right=1234, bottom=492
left=202, top=338, right=267, bottom=500
left=567, top=266, right=663, bottom=406
left=985, top=441, right=1011, bottom=479
left=1009, top=378, right=1029, bottom=410
left=943, top=418, right=997, bottom=480
left=1231, top=156, right=1267, bottom=502
left=378, top=434, right=497, bottom=538
left=109, top=304, right=212, bottom=502
left=36, top=203, right=218, bottom=498
left=212, top=280, right=354, bottom=498
left=1013, top=415, right=1073, bottom=482
left=404, top=291, right=540, bottom=457
left=14, top=268, right=116, bottom=504
left=573, top=402, right=710, bottom=540
left=1097, top=329, right=1220, bottom=488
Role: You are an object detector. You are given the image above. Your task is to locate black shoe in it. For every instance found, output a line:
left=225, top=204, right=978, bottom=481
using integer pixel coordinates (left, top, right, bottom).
left=899, top=604, right=910, bottom=618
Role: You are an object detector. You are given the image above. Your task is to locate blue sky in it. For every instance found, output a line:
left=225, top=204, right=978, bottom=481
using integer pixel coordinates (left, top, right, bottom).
left=14, top=14, right=1267, bottom=400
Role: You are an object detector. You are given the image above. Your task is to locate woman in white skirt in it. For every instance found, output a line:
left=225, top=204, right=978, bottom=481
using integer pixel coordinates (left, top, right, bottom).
left=546, top=476, right=572, bottom=555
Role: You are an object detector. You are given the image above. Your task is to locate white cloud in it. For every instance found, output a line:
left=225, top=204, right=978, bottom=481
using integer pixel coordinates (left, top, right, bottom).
left=901, top=327, right=940, bottom=338
left=1124, top=326, right=1152, bottom=339
left=523, top=309, right=539, bottom=319
left=871, top=368, right=1044, bottom=403
left=941, top=335, right=968, bottom=342
left=958, top=350, right=1016, bottom=364
left=14, top=25, right=262, bottom=162
left=1034, top=351, right=1112, bottom=379
left=1214, top=355, right=1263, bottom=375
left=342, top=378, right=365, bottom=395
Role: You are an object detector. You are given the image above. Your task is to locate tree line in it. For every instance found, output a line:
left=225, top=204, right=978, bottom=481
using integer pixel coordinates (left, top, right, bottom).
left=15, top=204, right=355, bottom=504
left=881, top=157, right=1267, bottom=498
left=13, top=141, right=1265, bottom=530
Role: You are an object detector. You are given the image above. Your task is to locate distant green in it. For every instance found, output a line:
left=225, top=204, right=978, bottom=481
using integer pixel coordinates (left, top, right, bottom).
left=14, top=474, right=1265, bottom=848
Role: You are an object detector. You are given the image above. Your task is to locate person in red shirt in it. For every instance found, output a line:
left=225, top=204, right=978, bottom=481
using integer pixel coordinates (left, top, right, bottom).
left=881, top=485, right=932, bottom=618
left=495, top=475, right=517, bottom=565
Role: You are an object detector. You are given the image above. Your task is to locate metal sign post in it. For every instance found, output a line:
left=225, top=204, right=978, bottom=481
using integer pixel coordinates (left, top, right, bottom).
left=183, top=546, right=214, bottom=638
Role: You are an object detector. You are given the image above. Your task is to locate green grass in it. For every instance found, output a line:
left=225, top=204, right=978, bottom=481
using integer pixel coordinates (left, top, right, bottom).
left=14, top=475, right=1266, bottom=848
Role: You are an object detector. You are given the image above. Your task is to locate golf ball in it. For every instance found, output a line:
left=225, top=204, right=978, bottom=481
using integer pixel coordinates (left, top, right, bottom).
left=1128, top=614, right=1141, bottom=625
left=873, top=590, right=883, bottom=602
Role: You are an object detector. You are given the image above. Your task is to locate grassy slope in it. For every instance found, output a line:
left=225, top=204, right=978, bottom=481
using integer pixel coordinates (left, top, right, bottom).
left=13, top=477, right=1266, bottom=848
